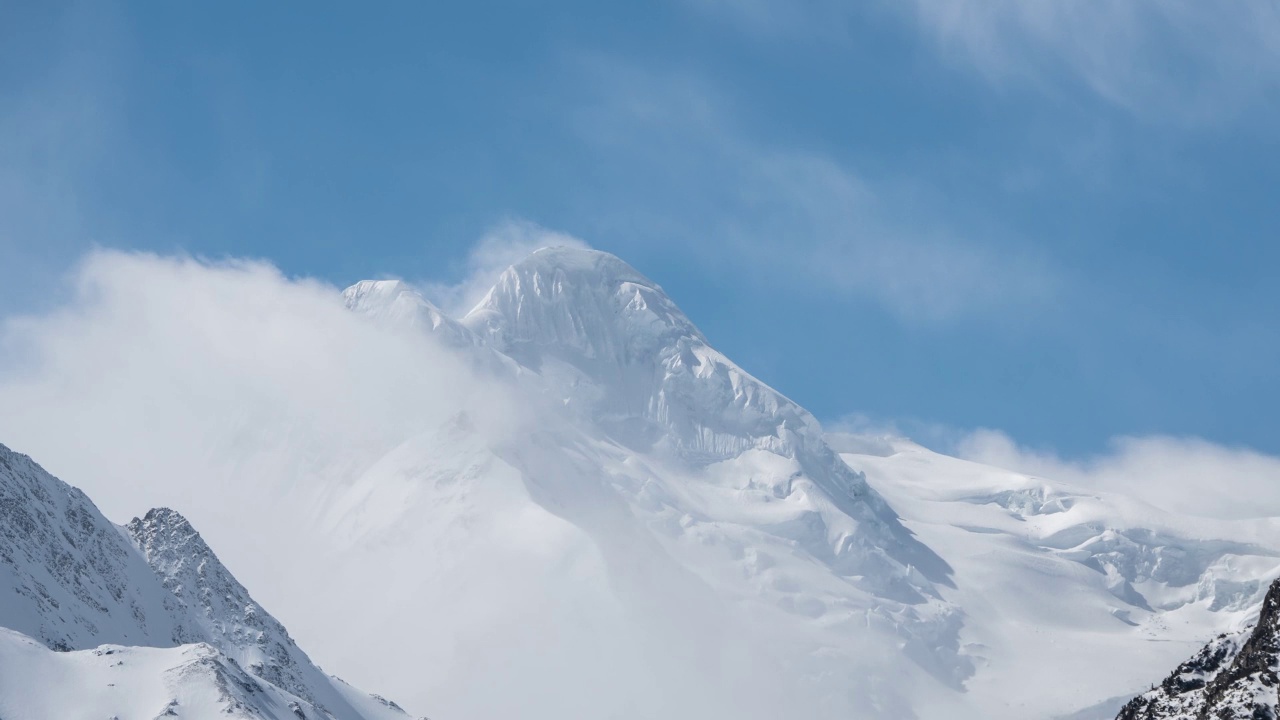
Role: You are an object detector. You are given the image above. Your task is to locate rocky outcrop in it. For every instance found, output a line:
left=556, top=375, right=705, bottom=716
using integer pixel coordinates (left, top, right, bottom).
left=1118, top=577, right=1280, bottom=720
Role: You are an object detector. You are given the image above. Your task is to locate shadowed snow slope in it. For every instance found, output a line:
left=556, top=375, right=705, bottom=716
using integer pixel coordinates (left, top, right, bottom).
left=0, top=442, right=420, bottom=720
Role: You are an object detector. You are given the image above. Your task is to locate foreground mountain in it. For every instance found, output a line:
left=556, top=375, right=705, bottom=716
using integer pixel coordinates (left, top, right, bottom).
left=0, top=442, right=418, bottom=720
left=1116, top=577, right=1280, bottom=720
left=0, top=443, right=194, bottom=650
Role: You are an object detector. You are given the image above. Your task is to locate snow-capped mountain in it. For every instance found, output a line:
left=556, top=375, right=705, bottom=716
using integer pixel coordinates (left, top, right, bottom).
left=0, top=442, right=419, bottom=720
left=328, top=248, right=975, bottom=718
left=324, top=247, right=1278, bottom=719
left=1116, top=577, right=1280, bottom=719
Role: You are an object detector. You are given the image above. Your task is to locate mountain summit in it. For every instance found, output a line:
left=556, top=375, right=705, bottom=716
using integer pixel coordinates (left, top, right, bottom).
left=338, top=246, right=967, bottom=713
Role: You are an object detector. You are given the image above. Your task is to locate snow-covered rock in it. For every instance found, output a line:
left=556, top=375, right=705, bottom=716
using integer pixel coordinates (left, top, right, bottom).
left=127, top=508, right=398, bottom=720
left=0, top=442, right=195, bottom=650
left=1116, top=577, right=1280, bottom=720
left=0, top=442, right=421, bottom=720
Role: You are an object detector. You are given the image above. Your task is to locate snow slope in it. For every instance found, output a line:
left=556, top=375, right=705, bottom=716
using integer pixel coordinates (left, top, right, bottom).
left=0, top=442, right=419, bottom=720
left=837, top=435, right=1280, bottom=718
left=0, top=627, right=416, bottom=720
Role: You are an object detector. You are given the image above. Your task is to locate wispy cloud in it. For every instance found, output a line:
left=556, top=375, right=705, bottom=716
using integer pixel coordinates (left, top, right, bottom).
left=904, top=0, right=1280, bottom=125
left=683, top=0, right=1280, bottom=125
left=571, top=62, right=1057, bottom=322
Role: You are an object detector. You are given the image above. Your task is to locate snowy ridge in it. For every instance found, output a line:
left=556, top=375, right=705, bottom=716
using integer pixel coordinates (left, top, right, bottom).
left=0, top=442, right=194, bottom=650
left=459, top=248, right=951, bottom=594
left=0, top=442, right=421, bottom=720
left=127, top=508, right=389, bottom=719
left=0, top=626, right=344, bottom=720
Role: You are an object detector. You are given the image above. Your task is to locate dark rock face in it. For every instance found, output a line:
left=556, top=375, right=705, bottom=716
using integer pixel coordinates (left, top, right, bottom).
left=1118, top=577, right=1280, bottom=720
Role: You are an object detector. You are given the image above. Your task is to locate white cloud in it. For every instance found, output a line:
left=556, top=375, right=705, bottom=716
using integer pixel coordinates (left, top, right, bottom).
left=957, top=428, right=1280, bottom=520
left=0, top=250, right=505, bottom=525
left=0, top=250, right=525, bottom=715
left=684, top=0, right=1280, bottom=125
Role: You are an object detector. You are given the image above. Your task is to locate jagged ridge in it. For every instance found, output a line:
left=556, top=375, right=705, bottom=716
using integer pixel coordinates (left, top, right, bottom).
left=0, top=442, right=420, bottom=720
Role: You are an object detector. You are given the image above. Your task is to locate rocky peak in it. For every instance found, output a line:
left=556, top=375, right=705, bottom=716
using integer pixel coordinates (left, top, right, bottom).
left=126, top=506, right=358, bottom=718
left=0, top=443, right=193, bottom=650
left=461, top=246, right=705, bottom=369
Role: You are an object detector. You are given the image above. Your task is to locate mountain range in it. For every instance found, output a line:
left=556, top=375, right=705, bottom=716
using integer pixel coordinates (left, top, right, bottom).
left=1, top=246, right=1276, bottom=719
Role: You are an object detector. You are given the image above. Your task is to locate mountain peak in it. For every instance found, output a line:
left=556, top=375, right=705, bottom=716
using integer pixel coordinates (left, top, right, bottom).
left=127, top=506, right=373, bottom=717
left=344, top=278, right=478, bottom=347
left=507, top=246, right=650, bottom=283
left=133, top=506, right=197, bottom=535
left=461, top=246, right=704, bottom=365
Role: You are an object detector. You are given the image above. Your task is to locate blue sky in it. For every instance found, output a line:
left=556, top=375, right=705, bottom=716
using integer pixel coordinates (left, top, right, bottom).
left=2, top=0, right=1278, bottom=457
